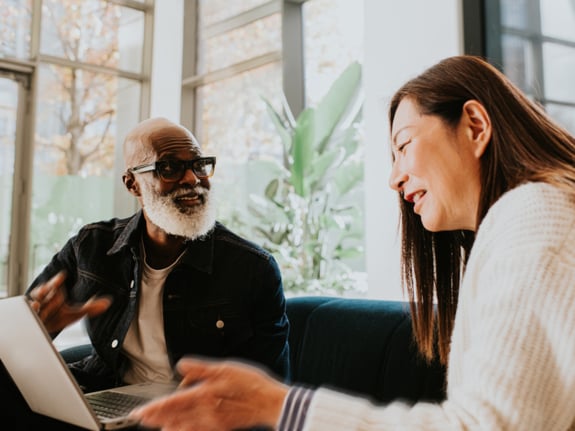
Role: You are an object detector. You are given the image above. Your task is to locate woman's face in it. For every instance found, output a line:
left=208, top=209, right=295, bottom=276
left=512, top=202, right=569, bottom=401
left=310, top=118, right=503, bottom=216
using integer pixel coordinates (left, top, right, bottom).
left=389, top=97, right=485, bottom=232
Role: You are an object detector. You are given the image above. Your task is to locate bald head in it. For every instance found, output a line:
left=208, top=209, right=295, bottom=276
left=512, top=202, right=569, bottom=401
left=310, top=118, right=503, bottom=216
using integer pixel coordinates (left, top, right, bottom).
left=123, top=117, right=201, bottom=169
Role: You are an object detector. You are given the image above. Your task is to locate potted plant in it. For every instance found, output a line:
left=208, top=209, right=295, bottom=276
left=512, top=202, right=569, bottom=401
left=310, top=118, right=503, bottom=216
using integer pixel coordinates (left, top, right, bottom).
left=243, top=61, right=365, bottom=295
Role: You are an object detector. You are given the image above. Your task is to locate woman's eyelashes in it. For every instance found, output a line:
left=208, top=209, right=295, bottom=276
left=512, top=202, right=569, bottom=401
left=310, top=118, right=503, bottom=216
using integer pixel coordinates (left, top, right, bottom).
left=397, top=139, right=410, bottom=154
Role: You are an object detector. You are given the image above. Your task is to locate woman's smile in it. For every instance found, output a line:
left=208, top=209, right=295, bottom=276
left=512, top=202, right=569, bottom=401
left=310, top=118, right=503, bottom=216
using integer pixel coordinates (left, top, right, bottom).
left=412, top=190, right=426, bottom=214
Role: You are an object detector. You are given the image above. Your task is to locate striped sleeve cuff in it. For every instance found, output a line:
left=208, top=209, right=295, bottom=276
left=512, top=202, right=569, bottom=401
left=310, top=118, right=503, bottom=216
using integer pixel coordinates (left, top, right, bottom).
left=277, top=385, right=315, bottom=431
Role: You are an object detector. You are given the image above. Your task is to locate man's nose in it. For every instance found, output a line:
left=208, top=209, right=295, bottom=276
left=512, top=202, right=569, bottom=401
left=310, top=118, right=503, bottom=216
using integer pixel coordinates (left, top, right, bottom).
left=179, top=167, right=200, bottom=185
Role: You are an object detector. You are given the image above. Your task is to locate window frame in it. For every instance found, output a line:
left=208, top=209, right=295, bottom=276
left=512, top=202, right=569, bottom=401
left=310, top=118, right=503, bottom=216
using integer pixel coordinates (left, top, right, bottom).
left=180, top=0, right=308, bottom=133
left=0, top=0, right=155, bottom=295
left=465, top=0, right=575, bottom=114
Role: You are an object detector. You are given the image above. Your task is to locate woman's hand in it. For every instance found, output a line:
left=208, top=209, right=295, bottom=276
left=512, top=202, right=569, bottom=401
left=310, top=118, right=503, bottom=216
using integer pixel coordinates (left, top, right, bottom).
left=130, top=357, right=290, bottom=431
left=27, top=271, right=112, bottom=334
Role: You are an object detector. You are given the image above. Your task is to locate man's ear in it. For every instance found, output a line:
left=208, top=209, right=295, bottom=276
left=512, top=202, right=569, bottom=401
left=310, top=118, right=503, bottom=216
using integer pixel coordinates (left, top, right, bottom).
left=462, top=99, right=492, bottom=158
left=122, top=172, right=141, bottom=197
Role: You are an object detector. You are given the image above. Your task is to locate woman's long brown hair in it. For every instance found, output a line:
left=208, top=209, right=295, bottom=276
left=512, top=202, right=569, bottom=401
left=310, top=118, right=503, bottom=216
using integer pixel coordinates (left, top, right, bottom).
left=389, top=55, right=575, bottom=365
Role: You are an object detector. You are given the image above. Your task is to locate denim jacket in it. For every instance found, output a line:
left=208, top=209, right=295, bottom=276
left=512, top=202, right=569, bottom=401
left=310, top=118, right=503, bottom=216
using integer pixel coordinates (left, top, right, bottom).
left=27, top=211, right=290, bottom=392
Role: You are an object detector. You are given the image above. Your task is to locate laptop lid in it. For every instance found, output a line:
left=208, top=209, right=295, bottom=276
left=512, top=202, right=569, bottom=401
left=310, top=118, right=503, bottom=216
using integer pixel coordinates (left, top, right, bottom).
left=0, top=295, right=178, bottom=430
left=0, top=295, right=104, bottom=430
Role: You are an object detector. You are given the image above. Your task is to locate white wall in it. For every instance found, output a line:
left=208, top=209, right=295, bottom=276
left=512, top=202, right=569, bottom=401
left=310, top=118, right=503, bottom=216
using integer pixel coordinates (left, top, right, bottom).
left=364, top=0, right=463, bottom=299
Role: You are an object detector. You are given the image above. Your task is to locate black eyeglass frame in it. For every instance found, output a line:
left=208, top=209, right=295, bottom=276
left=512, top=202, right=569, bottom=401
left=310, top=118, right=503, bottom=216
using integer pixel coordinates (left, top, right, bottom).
left=128, top=156, right=216, bottom=182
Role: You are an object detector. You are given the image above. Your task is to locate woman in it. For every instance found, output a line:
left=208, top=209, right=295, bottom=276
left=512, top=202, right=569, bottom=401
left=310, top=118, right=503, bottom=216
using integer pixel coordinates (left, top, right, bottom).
left=130, top=55, right=575, bottom=430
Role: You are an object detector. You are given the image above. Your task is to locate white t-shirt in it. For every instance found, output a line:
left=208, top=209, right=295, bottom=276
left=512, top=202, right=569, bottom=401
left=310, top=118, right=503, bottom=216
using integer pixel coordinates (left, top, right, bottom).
left=122, top=244, right=185, bottom=384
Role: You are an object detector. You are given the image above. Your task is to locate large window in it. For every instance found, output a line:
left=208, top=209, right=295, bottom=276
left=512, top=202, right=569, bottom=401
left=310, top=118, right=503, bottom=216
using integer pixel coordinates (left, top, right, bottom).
left=303, top=0, right=364, bottom=106
left=0, top=74, right=21, bottom=297
left=0, top=0, right=153, bottom=296
left=181, top=0, right=366, bottom=296
left=190, top=1, right=283, bottom=182
left=481, top=0, right=575, bottom=134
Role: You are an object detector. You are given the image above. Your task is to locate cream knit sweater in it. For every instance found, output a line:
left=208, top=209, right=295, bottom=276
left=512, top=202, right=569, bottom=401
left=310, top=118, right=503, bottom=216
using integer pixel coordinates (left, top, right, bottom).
left=303, top=182, right=575, bottom=430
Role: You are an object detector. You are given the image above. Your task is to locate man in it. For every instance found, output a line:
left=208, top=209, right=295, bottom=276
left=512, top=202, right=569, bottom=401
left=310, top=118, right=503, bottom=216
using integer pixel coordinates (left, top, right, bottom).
left=25, top=117, right=290, bottom=392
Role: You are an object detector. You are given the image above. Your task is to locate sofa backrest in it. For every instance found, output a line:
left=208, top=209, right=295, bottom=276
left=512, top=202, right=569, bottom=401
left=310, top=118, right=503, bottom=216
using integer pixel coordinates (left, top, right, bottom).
left=59, top=295, right=447, bottom=404
left=285, top=296, right=446, bottom=403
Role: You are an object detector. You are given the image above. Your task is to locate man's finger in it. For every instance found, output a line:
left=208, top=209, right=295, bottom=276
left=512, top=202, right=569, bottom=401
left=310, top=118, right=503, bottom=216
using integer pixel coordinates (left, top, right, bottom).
left=82, top=295, right=113, bottom=317
left=27, top=270, right=67, bottom=303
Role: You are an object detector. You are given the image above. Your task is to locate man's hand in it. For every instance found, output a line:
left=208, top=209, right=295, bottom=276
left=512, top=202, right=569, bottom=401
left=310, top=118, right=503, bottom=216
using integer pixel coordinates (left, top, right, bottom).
left=130, top=357, right=290, bottom=431
left=27, top=271, right=112, bottom=334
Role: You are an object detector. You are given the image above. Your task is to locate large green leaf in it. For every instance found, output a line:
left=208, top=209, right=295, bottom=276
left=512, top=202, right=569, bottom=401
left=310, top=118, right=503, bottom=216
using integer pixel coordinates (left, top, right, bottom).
left=248, top=194, right=290, bottom=223
left=315, top=61, right=362, bottom=154
left=334, top=160, right=364, bottom=196
left=291, top=108, right=316, bottom=196
left=333, top=246, right=364, bottom=260
left=307, top=147, right=345, bottom=192
left=338, top=121, right=362, bottom=157
left=264, top=178, right=280, bottom=200
left=247, top=158, right=289, bottom=191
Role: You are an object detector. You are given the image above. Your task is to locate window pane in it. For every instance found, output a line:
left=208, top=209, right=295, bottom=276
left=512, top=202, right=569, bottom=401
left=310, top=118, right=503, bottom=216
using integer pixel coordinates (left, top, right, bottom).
left=199, top=0, right=270, bottom=26
left=543, top=43, right=575, bottom=103
left=0, top=0, right=31, bottom=59
left=196, top=62, right=282, bottom=220
left=41, top=0, right=145, bottom=74
left=501, top=34, right=536, bottom=96
left=30, top=65, right=141, bottom=279
left=304, top=0, right=364, bottom=106
left=500, top=0, right=533, bottom=29
left=0, top=77, right=18, bottom=296
left=546, top=103, right=575, bottom=135
left=198, top=62, right=282, bottom=164
left=541, top=0, right=575, bottom=42
left=199, top=13, right=281, bottom=74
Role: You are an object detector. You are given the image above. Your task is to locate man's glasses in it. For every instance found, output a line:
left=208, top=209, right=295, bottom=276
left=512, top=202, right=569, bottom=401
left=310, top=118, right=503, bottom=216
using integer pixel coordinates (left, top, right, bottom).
left=128, top=157, right=216, bottom=182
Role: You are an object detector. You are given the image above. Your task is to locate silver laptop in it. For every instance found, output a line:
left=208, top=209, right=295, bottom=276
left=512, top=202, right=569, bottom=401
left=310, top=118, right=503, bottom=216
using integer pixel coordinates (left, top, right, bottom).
left=0, top=295, right=179, bottom=430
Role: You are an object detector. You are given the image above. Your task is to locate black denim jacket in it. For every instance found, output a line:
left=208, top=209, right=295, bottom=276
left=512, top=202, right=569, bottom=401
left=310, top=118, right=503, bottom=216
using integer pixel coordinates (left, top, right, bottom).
left=27, top=211, right=290, bottom=392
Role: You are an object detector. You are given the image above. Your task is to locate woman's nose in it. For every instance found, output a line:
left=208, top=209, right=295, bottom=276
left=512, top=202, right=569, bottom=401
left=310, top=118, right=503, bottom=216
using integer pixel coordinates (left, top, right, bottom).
left=389, top=161, right=407, bottom=192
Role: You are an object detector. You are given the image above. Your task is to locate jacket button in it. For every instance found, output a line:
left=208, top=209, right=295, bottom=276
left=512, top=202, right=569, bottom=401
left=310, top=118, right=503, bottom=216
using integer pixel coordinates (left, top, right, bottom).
left=129, top=280, right=135, bottom=289
left=216, top=319, right=224, bottom=329
left=111, top=339, right=119, bottom=348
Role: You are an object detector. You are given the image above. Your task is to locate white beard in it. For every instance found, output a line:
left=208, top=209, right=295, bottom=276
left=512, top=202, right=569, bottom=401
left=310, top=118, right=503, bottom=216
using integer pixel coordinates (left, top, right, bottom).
left=141, top=183, right=216, bottom=240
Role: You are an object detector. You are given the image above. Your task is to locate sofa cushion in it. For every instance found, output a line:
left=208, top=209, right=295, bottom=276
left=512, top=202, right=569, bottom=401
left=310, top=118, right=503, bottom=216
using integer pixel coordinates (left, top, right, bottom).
left=286, top=296, right=446, bottom=403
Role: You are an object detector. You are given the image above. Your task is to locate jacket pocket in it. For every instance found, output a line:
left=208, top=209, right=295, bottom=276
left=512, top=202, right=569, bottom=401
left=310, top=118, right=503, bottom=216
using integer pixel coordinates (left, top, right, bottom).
left=167, top=301, right=254, bottom=357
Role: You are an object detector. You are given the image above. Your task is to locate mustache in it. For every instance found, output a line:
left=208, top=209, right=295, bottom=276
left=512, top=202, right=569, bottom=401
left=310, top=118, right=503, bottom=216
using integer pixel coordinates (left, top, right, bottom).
left=168, top=185, right=209, bottom=199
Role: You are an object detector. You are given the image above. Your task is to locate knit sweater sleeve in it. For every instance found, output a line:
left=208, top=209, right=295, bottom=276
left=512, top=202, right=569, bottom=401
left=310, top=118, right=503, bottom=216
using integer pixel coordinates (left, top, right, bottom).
left=301, top=183, right=575, bottom=431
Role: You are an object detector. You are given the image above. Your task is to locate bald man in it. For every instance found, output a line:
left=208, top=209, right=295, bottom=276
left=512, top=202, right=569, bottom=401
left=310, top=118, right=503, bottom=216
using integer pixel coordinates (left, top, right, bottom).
left=25, top=117, right=290, bottom=393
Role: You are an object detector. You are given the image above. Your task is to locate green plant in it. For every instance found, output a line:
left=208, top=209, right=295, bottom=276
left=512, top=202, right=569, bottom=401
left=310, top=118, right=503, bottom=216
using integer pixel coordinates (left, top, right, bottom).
left=245, top=61, right=365, bottom=295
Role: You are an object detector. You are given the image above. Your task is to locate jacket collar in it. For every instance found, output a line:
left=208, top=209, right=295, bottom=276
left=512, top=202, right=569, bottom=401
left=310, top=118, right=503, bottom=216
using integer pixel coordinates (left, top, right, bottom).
left=107, top=210, right=216, bottom=274
left=179, top=230, right=215, bottom=274
left=107, top=211, right=144, bottom=255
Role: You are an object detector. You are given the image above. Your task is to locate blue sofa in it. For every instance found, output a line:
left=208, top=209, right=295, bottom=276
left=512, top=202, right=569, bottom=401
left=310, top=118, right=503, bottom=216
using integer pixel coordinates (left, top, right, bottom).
left=60, top=296, right=446, bottom=404
left=285, top=296, right=446, bottom=403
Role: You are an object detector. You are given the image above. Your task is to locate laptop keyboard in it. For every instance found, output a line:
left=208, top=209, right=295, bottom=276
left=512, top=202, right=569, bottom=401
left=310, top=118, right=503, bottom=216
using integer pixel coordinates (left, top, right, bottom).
left=86, top=391, right=149, bottom=419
